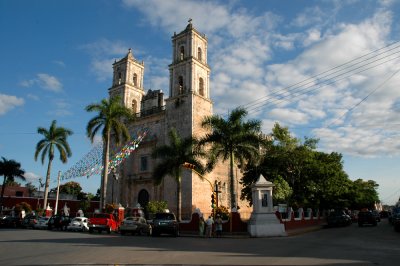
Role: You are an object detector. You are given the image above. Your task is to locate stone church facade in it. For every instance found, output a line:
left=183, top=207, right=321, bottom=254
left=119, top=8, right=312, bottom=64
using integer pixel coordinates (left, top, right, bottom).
left=107, top=22, right=250, bottom=219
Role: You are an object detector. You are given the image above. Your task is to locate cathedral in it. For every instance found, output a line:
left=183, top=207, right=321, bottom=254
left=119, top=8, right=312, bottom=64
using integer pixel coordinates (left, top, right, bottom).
left=107, top=21, right=250, bottom=218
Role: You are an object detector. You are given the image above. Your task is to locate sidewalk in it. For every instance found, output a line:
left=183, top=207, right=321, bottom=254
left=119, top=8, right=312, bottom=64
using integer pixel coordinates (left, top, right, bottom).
left=286, top=224, right=325, bottom=236
left=180, top=224, right=324, bottom=238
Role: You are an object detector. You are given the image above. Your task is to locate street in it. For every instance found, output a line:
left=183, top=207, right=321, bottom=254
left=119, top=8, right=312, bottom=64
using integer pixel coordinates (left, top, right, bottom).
left=0, top=220, right=399, bottom=265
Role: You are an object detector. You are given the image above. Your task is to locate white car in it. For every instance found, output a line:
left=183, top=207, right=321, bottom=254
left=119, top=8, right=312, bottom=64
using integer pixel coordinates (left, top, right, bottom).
left=33, top=217, right=50, bottom=229
left=67, top=217, right=89, bottom=232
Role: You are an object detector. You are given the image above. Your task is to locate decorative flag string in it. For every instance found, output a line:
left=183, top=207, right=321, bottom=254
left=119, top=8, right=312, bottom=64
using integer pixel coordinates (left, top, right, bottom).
left=61, top=128, right=148, bottom=180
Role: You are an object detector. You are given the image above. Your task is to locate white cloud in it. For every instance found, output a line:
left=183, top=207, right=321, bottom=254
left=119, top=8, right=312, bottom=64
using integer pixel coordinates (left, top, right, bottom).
left=291, top=6, right=325, bottom=28
left=0, top=93, right=24, bottom=115
left=123, top=1, right=400, bottom=158
left=19, top=73, right=63, bottom=92
left=23, top=172, right=42, bottom=183
left=122, top=0, right=230, bottom=34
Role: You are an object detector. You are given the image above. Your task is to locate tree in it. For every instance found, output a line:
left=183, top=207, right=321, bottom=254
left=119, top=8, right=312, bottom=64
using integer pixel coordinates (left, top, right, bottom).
left=151, top=128, right=205, bottom=221
left=241, top=123, right=363, bottom=211
left=85, top=96, right=133, bottom=210
left=349, top=179, right=379, bottom=209
left=25, top=182, right=37, bottom=197
left=34, top=120, right=73, bottom=210
left=0, top=157, right=26, bottom=206
left=200, top=107, right=264, bottom=209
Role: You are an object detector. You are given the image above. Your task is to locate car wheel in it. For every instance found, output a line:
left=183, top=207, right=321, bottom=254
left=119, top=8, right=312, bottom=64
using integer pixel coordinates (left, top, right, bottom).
left=120, top=230, right=126, bottom=235
left=89, top=228, right=93, bottom=233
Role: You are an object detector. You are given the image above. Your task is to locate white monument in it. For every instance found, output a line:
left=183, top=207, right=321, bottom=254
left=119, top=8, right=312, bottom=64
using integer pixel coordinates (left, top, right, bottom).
left=248, top=174, right=286, bottom=237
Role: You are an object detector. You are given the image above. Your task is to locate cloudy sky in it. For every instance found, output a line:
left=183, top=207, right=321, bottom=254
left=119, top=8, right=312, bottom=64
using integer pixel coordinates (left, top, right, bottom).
left=1, top=0, right=400, bottom=205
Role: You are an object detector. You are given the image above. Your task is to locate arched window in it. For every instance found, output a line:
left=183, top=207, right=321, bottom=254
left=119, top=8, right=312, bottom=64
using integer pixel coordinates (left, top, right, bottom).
left=131, top=99, right=137, bottom=113
left=118, top=72, right=122, bottom=85
left=198, top=47, right=202, bottom=61
left=138, top=189, right=150, bottom=209
left=178, top=76, right=184, bottom=94
left=180, top=46, right=184, bottom=60
left=199, top=78, right=204, bottom=96
left=133, top=73, right=137, bottom=87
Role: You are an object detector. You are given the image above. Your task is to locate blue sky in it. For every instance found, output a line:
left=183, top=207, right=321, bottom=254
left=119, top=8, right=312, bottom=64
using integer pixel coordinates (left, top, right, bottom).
left=1, top=0, right=400, bottom=205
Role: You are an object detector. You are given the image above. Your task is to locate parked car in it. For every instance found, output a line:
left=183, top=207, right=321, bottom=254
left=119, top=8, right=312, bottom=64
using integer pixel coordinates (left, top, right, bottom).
left=48, top=215, right=71, bottom=231
left=67, top=217, right=89, bottom=232
left=358, top=211, right=377, bottom=227
left=120, top=216, right=152, bottom=236
left=151, top=212, right=179, bottom=237
left=34, top=217, right=50, bottom=229
left=379, top=210, right=391, bottom=219
left=21, top=214, right=38, bottom=229
left=88, top=213, right=119, bottom=234
left=372, top=210, right=381, bottom=222
left=327, top=210, right=352, bottom=227
left=392, top=212, right=400, bottom=232
left=0, top=215, right=21, bottom=228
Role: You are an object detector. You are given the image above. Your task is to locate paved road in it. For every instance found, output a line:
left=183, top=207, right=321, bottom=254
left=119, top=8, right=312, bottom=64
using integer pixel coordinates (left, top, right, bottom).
left=0, top=220, right=399, bottom=265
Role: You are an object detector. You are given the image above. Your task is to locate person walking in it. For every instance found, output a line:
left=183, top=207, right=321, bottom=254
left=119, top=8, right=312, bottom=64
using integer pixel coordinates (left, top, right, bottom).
left=215, top=214, right=223, bottom=237
left=199, top=215, right=205, bottom=237
left=205, top=215, right=214, bottom=238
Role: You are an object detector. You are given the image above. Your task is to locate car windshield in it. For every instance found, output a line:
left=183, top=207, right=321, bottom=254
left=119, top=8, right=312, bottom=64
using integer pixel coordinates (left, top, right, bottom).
left=155, top=213, right=175, bottom=220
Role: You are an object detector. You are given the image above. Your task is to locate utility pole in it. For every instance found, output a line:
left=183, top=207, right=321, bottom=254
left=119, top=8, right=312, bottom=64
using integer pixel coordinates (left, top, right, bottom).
left=54, top=171, right=61, bottom=215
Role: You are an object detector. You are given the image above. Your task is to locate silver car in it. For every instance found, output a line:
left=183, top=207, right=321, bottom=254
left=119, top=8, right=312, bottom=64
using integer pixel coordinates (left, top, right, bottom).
left=33, top=217, right=50, bottom=230
left=120, top=217, right=152, bottom=236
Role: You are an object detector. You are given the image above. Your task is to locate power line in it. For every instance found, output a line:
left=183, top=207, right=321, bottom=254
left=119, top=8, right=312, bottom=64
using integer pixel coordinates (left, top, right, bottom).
left=232, top=41, right=400, bottom=116
left=239, top=41, right=400, bottom=110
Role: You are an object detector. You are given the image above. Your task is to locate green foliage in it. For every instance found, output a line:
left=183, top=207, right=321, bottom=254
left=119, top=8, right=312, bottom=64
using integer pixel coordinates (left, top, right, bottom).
left=25, top=182, right=37, bottom=196
left=272, top=175, right=292, bottom=204
left=241, top=122, right=380, bottom=211
left=85, top=96, right=133, bottom=209
left=59, top=181, right=82, bottom=195
left=15, top=202, right=32, bottom=213
left=0, top=157, right=26, bottom=206
left=215, top=205, right=229, bottom=220
left=151, top=128, right=205, bottom=221
left=34, top=120, right=73, bottom=211
left=146, top=200, right=168, bottom=214
left=200, top=107, right=265, bottom=208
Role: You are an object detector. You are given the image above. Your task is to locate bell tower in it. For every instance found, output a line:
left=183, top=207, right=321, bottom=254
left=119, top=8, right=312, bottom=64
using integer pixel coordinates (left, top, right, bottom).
left=166, top=19, right=212, bottom=139
left=109, top=48, right=145, bottom=114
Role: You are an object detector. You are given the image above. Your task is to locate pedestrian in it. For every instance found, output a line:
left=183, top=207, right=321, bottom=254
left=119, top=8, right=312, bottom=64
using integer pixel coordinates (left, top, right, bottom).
left=199, top=215, right=205, bottom=237
left=205, top=215, right=214, bottom=238
left=215, top=214, right=223, bottom=237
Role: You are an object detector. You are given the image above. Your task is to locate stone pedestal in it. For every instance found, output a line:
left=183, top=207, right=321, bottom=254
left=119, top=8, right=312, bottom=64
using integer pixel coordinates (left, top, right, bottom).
left=248, top=174, right=286, bottom=237
left=248, top=212, right=286, bottom=237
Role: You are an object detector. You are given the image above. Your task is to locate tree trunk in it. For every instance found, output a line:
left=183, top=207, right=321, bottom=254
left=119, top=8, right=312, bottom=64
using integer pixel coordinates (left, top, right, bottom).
left=43, top=158, right=53, bottom=210
left=176, top=173, right=182, bottom=222
left=229, top=151, right=235, bottom=209
left=100, top=131, right=110, bottom=211
left=0, top=175, right=7, bottom=207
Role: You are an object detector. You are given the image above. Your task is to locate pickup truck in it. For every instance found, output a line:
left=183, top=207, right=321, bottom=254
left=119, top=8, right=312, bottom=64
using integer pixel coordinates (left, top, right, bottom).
left=88, top=213, right=119, bottom=234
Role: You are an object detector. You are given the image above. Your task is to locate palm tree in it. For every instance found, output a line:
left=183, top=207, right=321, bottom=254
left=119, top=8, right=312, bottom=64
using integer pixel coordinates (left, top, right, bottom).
left=200, top=107, right=264, bottom=209
left=34, top=120, right=73, bottom=209
left=85, top=96, right=133, bottom=210
left=151, top=128, right=205, bottom=221
left=0, top=157, right=26, bottom=207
